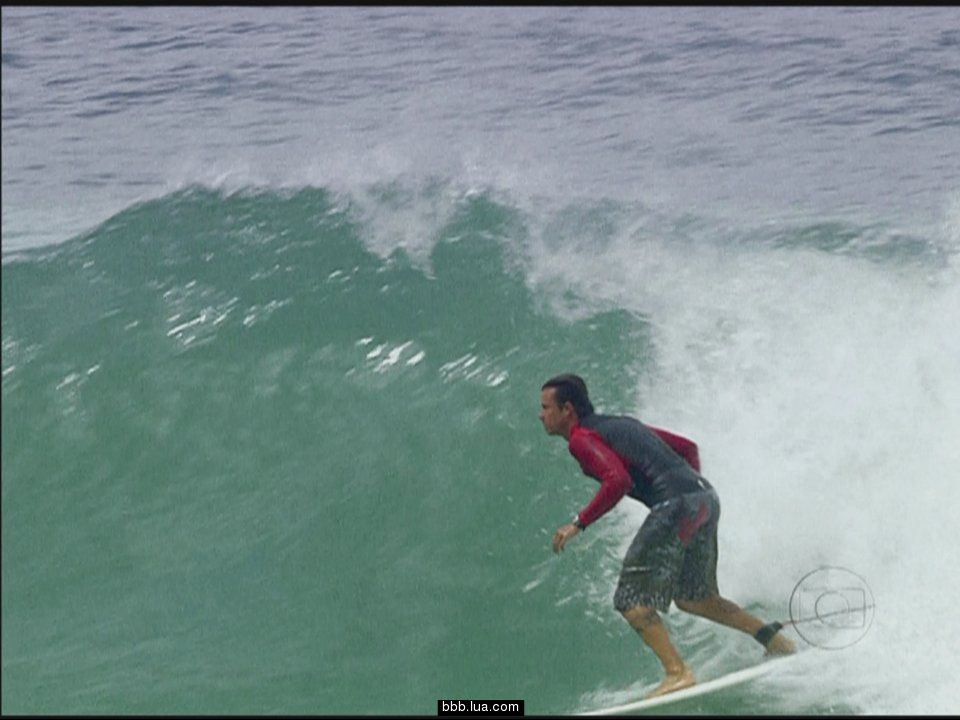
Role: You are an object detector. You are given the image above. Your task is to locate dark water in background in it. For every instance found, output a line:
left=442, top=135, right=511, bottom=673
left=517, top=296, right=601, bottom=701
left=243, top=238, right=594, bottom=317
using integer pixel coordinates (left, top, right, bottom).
left=4, top=6, right=959, bottom=250
left=3, top=7, right=959, bottom=714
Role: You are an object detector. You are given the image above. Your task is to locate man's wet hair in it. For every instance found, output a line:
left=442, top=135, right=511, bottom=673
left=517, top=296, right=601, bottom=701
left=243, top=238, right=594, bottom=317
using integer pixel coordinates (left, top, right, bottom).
left=542, top=374, right=595, bottom=419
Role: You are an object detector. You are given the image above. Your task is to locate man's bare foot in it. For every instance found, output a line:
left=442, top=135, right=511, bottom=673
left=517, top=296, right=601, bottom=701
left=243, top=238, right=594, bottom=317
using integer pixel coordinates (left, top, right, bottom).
left=645, top=666, right=696, bottom=699
left=764, top=632, right=796, bottom=656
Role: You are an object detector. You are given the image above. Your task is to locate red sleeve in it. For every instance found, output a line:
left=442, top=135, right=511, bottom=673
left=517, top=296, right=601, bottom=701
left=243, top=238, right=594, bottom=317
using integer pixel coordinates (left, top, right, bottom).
left=568, top=428, right=633, bottom=528
left=649, top=426, right=701, bottom=472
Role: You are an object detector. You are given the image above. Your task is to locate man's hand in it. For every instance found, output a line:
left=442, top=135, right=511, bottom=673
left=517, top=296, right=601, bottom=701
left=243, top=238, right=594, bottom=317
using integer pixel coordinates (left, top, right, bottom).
left=552, top=523, right=582, bottom=553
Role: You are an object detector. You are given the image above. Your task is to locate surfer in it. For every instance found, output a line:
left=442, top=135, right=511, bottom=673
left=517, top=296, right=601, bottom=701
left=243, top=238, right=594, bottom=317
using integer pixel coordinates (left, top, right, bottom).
left=539, top=374, right=795, bottom=699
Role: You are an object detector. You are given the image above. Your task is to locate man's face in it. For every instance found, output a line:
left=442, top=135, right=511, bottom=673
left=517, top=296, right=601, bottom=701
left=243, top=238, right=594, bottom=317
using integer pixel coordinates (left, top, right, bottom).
left=539, top=387, right=571, bottom=436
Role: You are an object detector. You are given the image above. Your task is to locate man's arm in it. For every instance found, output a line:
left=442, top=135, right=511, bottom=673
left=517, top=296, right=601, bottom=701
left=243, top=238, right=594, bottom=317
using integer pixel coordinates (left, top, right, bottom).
left=568, top=429, right=633, bottom=528
left=649, top=426, right=701, bottom=472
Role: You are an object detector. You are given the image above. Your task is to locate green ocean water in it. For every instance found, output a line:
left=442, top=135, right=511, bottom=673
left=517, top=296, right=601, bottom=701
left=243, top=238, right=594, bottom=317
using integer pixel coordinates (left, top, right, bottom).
left=5, top=184, right=959, bottom=714
left=2, top=187, right=654, bottom=714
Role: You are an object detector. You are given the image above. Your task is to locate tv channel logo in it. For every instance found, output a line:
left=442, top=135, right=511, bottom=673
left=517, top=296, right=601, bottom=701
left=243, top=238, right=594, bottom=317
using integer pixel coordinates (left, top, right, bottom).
left=789, top=566, right=875, bottom=649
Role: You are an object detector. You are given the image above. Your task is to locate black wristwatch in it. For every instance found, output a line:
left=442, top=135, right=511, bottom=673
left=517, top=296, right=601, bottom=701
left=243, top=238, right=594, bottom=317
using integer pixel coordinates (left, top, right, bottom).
left=573, top=514, right=586, bottom=531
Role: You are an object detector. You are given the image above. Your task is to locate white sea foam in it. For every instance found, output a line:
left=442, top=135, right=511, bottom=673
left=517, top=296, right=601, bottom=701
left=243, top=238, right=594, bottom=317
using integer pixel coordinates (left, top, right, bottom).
left=525, top=206, right=960, bottom=714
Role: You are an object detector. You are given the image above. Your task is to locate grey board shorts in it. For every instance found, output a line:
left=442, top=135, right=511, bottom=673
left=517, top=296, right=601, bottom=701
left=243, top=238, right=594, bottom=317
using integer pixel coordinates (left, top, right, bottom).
left=613, top=488, right=721, bottom=613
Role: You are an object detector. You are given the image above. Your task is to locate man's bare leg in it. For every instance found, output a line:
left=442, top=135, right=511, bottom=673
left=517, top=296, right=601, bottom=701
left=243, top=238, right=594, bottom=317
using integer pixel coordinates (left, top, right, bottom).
left=621, top=606, right=696, bottom=698
left=675, top=595, right=796, bottom=655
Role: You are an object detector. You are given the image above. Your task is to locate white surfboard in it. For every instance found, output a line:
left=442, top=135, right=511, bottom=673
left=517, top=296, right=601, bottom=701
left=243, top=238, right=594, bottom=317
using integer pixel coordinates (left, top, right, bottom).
left=582, top=654, right=796, bottom=715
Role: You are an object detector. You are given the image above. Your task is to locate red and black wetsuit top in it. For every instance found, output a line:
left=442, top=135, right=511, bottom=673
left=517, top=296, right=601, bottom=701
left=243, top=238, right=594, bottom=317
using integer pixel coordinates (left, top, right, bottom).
left=569, top=413, right=712, bottom=528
